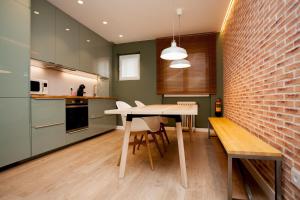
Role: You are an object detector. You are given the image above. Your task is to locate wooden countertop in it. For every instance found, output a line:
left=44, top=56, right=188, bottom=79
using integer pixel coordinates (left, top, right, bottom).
left=31, top=95, right=116, bottom=100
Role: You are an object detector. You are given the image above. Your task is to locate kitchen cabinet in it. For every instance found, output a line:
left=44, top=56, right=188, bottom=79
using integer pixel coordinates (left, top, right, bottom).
left=0, top=0, right=30, bottom=97
left=0, top=98, right=31, bottom=167
left=30, top=1, right=112, bottom=76
left=31, top=0, right=55, bottom=63
left=89, top=115, right=116, bottom=136
left=79, top=25, right=97, bottom=72
left=31, top=99, right=66, bottom=156
left=92, top=37, right=112, bottom=78
left=88, top=99, right=116, bottom=136
left=80, top=26, right=112, bottom=77
left=55, top=8, right=79, bottom=69
left=65, top=129, right=89, bottom=145
left=32, top=124, right=65, bottom=156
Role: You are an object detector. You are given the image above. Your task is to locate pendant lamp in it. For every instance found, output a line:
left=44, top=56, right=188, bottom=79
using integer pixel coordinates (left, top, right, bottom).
left=160, top=8, right=188, bottom=60
left=170, top=59, right=191, bottom=68
left=160, top=40, right=187, bottom=60
left=169, top=8, right=191, bottom=68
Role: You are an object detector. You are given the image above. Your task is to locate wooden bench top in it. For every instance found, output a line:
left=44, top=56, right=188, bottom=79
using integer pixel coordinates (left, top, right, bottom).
left=208, top=117, right=282, bottom=158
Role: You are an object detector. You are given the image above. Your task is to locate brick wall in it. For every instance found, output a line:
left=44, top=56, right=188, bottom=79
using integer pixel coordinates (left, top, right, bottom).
left=222, top=0, right=300, bottom=199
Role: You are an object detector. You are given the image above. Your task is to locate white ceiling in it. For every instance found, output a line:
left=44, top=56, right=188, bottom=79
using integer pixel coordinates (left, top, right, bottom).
left=48, top=0, right=231, bottom=44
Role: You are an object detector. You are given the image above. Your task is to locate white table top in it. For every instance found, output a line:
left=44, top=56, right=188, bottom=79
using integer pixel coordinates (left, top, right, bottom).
left=104, top=104, right=198, bottom=115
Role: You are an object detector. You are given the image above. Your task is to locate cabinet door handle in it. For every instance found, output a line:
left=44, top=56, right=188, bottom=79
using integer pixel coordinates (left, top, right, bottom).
left=33, top=122, right=64, bottom=129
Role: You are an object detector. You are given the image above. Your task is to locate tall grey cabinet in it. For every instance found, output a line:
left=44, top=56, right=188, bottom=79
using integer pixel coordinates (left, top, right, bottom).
left=0, top=0, right=31, bottom=167
left=31, top=0, right=55, bottom=63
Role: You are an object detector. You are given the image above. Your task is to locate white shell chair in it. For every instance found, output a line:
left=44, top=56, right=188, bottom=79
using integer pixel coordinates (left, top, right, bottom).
left=116, top=101, right=163, bottom=170
left=135, top=100, right=170, bottom=145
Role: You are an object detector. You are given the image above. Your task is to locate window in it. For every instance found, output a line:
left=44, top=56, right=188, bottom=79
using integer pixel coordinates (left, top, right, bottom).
left=119, top=54, right=140, bottom=81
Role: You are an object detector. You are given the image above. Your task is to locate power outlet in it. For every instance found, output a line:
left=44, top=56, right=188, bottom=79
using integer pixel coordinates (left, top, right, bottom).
left=291, top=167, right=300, bottom=189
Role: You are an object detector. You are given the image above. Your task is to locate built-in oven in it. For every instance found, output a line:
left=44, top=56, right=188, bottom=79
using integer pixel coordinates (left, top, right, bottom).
left=66, top=98, right=88, bottom=133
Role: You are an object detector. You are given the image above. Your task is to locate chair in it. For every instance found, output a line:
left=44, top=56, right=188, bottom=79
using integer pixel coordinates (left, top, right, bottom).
left=134, top=100, right=170, bottom=149
left=116, top=101, right=163, bottom=170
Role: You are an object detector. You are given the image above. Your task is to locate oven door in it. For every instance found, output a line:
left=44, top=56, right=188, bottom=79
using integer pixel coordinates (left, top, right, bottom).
left=66, top=105, right=88, bottom=133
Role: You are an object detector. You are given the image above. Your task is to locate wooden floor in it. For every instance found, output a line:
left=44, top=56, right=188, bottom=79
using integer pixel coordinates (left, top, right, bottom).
left=0, top=130, right=248, bottom=200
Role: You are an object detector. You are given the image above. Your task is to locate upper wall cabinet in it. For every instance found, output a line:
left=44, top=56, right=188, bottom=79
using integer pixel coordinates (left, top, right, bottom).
left=31, top=0, right=55, bottom=63
left=55, top=9, right=79, bottom=69
left=30, top=0, right=112, bottom=76
left=79, top=25, right=97, bottom=72
left=80, top=26, right=112, bottom=78
left=92, top=36, right=112, bottom=78
left=0, top=0, right=30, bottom=98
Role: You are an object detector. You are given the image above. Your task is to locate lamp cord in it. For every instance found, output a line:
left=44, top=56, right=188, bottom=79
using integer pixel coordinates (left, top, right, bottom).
left=172, top=0, right=175, bottom=42
left=178, top=12, right=181, bottom=46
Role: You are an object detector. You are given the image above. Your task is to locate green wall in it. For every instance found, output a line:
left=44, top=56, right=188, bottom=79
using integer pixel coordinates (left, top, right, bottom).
left=112, top=40, right=162, bottom=125
left=112, top=34, right=223, bottom=127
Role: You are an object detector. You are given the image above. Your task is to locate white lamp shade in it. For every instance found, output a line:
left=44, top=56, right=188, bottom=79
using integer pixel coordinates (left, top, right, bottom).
left=170, top=59, right=191, bottom=68
left=160, top=40, right=188, bottom=60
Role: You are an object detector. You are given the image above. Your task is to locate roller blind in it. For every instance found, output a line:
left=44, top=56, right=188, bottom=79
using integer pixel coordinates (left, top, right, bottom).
left=156, top=33, right=216, bottom=95
left=119, top=54, right=140, bottom=81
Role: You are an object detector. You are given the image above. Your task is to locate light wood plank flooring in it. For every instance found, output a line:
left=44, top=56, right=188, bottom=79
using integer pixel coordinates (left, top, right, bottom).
left=0, top=130, right=248, bottom=200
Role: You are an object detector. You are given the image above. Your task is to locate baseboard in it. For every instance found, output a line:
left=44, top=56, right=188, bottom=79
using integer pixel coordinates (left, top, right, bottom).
left=241, top=159, right=274, bottom=199
left=116, top=125, right=214, bottom=133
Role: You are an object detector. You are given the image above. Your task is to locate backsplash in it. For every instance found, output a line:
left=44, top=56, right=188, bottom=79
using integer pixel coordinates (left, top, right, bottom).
left=30, top=62, right=109, bottom=96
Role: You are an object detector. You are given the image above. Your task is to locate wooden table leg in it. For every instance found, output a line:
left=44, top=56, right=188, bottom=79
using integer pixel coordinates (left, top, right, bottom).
left=176, top=120, right=188, bottom=188
left=119, top=119, right=132, bottom=178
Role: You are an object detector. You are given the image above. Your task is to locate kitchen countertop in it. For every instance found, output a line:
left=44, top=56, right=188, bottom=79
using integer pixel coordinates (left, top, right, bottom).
left=31, top=95, right=116, bottom=100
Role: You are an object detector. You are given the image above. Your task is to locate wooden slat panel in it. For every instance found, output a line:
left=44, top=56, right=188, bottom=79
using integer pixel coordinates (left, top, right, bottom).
left=156, top=33, right=217, bottom=95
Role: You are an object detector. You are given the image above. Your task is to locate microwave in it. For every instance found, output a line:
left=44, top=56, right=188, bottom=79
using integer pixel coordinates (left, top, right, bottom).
left=30, top=79, right=48, bottom=95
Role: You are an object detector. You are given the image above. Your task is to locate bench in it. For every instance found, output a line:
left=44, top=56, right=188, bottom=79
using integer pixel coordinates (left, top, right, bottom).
left=208, top=117, right=282, bottom=200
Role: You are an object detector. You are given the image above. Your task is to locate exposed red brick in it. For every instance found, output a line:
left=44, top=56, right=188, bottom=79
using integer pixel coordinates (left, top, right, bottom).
left=223, top=0, right=300, bottom=198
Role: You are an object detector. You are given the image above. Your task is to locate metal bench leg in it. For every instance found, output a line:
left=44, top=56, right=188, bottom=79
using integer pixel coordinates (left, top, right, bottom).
left=228, top=156, right=232, bottom=200
left=208, top=121, right=211, bottom=139
left=275, top=160, right=282, bottom=200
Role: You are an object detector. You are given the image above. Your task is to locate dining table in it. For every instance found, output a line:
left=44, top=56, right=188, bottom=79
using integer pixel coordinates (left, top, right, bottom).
left=104, top=104, right=198, bottom=188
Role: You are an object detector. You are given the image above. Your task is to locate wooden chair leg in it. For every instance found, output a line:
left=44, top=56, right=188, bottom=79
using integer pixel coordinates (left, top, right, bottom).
left=137, top=134, right=144, bottom=150
left=132, top=134, right=137, bottom=154
left=161, top=124, right=170, bottom=144
left=117, top=152, right=121, bottom=166
left=149, top=131, right=163, bottom=158
left=158, top=130, right=167, bottom=152
left=144, top=132, right=154, bottom=170
left=188, top=116, right=192, bottom=140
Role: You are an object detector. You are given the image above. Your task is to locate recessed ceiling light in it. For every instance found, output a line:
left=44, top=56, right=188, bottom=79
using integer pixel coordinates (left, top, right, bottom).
left=77, top=0, right=84, bottom=5
left=119, top=34, right=124, bottom=38
left=86, top=39, right=91, bottom=43
left=102, top=21, right=108, bottom=25
left=65, top=28, right=70, bottom=31
left=33, top=10, right=39, bottom=15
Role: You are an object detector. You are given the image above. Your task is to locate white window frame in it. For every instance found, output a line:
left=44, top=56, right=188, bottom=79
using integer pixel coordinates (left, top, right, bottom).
left=119, top=53, right=140, bottom=81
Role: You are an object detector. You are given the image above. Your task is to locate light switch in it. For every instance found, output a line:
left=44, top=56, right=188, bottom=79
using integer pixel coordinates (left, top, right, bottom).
left=291, top=167, right=300, bottom=189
